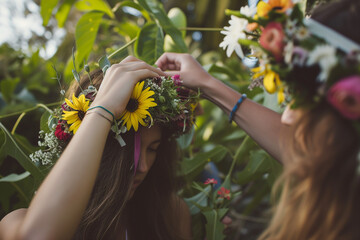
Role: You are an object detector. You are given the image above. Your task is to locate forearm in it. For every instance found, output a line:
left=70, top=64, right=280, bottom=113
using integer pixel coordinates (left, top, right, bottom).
left=202, top=77, right=284, bottom=162
left=20, top=113, right=111, bottom=240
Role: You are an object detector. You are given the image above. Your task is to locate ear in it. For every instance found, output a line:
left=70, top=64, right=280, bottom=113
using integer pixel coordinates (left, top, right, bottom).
left=281, top=105, right=303, bottom=126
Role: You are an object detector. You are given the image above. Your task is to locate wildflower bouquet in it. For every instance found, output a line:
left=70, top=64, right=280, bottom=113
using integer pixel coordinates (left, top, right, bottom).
left=220, top=0, right=360, bottom=120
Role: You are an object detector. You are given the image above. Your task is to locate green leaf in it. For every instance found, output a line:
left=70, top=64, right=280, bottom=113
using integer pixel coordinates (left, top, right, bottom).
left=117, top=1, right=151, bottom=21
left=137, top=0, right=187, bottom=53
left=202, top=208, right=228, bottom=240
left=40, top=111, right=52, bottom=133
left=0, top=172, right=30, bottom=183
left=115, top=22, right=141, bottom=39
left=0, top=78, right=20, bottom=103
left=134, top=22, right=164, bottom=65
left=236, top=150, right=271, bottom=185
left=177, top=126, right=195, bottom=149
left=75, top=11, right=104, bottom=68
left=75, top=0, right=114, bottom=18
left=180, top=145, right=228, bottom=179
left=98, top=55, right=111, bottom=75
left=184, top=185, right=211, bottom=215
left=40, top=0, right=59, bottom=26
left=0, top=123, right=45, bottom=183
left=13, top=134, right=39, bottom=156
left=55, top=0, right=76, bottom=28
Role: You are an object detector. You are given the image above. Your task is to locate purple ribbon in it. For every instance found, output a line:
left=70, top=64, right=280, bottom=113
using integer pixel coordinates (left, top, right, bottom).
left=134, top=131, right=141, bottom=175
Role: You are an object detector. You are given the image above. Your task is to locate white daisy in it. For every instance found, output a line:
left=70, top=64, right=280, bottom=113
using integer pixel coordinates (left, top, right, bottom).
left=307, top=45, right=338, bottom=82
left=295, top=26, right=310, bottom=40
left=240, top=5, right=257, bottom=17
left=219, top=15, right=248, bottom=58
left=284, top=41, right=294, bottom=64
left=285, top=19, right=298, bottom=36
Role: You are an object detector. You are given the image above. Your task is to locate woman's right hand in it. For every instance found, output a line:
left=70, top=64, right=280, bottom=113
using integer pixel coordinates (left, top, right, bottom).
left=155, top=53, right=214, bottom=92
left=91, top=56, right=165, bottom=118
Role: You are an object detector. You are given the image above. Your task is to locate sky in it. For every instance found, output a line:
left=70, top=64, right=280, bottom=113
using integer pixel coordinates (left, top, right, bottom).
left=0, top=0, right=65, bottom=59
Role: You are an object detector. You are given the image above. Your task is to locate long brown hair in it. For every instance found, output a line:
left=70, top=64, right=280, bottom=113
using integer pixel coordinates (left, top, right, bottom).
left=259, top=1, right=360, bottom=239
left=260, top=103, right=360, bottom=240
left=67, top=69, right=186, bottom=239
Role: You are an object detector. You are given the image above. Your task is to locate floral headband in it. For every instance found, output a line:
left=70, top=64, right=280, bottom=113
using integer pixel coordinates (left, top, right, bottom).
left=221, top=0, right=360, bottom=174
left=30, top=58, right=199, bottom=171
left=220, top=0, right=360, bottom=120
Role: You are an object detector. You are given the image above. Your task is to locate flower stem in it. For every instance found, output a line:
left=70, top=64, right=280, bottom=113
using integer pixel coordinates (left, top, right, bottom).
left=108, top=37, right=138, bottom=60
left=11, top=112, right=26, bottom=135
left=0, top=102, right=62, bottom=120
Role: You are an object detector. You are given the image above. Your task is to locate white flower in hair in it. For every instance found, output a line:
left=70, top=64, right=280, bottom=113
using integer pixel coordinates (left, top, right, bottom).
left=219, top=15, right=248, bottom=58
left=240, top=5, right=257, bottom=17
left=307, top=45, right=337, bottom=82
left=286, top=19, right=298, bottom=36
left=296, top=26, right=310, bottom=40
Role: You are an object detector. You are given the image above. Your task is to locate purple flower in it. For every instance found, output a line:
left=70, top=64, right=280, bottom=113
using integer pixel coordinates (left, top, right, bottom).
left=292, top=46, right=308, bottom=66
left=327, top=75, right=360, bottom=120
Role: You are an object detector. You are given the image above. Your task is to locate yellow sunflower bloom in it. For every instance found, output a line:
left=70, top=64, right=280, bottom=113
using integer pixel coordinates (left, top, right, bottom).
left=251, top=64, right=282, bottom=94
left=121, top=81, right=157, bottom=132
left=257, top=0, right=293, bottom=18
left=62, top=94, right=90, bottom=134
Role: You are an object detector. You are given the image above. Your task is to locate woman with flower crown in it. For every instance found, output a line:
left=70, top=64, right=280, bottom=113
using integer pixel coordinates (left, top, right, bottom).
left=0, top=56, right=194, bottom=239
left=156, top=0, right=360, bottom=239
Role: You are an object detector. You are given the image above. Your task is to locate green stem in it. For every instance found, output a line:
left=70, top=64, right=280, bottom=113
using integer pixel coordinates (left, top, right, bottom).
left=11, top=112, right=26, bottom=135
left=108, top=37, right=138, bottom=59
left=179, top=27, right=223, bottom=32
left=0, top=101, right=61, bottom=120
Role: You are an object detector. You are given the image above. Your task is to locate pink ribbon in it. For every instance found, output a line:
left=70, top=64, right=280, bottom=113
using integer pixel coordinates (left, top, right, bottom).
left=134, top=131, right=141, bottom=175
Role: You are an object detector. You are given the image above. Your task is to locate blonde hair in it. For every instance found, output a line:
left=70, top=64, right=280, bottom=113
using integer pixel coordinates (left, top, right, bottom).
left=259, top=103, right=360, bottom=240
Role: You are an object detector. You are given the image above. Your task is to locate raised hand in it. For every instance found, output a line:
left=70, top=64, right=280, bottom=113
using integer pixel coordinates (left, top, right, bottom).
left=155, top=53, right=213, bottom=91
left=92, top=56, right=165, bottom=118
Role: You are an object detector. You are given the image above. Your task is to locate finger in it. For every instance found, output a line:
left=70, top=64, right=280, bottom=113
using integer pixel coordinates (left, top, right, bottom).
left=120, top=55, right=139, bottom=63
left=222, top=216, right=232, bottom=226
left=132, top=69, right=160, bottom=82
left=162, top=70, right=180, bottom=77
left=155, top=52, right=182, bottom=71
left=122, top=61, right=165, bottom=76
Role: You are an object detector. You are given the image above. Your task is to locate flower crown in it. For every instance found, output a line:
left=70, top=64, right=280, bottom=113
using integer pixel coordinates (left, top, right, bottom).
left=220, top=0, right=360, bottom=121
left=30, top=61, right=199, bottom=166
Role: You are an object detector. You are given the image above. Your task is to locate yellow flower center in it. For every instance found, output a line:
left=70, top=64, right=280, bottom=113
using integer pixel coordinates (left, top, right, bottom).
left=126, top=98, right=139, bottom=112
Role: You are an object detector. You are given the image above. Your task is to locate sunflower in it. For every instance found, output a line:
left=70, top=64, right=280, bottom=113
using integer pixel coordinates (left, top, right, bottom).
left=257, top=0, right=293, bottom=18
left=62, top=94, right=90, bottom=134
left=121, top=81, right=157, bottom=132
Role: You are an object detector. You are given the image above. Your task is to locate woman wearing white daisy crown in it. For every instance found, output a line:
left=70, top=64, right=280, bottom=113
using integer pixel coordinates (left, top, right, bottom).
left=156, top=0, right=360, bottom=239
left=0, top=56, right=195, bottom=239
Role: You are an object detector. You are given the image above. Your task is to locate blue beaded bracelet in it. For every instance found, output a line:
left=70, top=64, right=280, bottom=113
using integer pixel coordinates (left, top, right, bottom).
left=229, top=94, right=247, bottom=123
left=88, top=106, right=115, bottom=122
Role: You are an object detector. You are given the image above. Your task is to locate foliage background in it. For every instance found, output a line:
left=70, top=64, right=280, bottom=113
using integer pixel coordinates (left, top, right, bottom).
left=0, top=0, right=333, bottom=239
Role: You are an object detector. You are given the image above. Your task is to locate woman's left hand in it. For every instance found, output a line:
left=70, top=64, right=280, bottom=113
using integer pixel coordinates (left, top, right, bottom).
left=91, top=56, right=165, bottom=118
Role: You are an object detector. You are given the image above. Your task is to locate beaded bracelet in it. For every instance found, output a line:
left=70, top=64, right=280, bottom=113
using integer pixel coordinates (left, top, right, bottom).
left=88, top=106, right=115, bottom=122
left=229, top=94, right=247, bottom=123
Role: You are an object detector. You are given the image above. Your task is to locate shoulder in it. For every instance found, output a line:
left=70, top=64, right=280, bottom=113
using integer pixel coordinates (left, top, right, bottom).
left=0, top=208, right=27, bottom=240
left=170, top=194, right=192, bottom=239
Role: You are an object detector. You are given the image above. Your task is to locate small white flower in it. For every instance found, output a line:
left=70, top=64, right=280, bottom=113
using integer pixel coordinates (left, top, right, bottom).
left=307, top=45, right=337, bottom=82
left=240, top=5, right=257, bottom=17
left=295, top=26, right=310, bottom=40
left=284, top=41, right=294, bottom=64
left=219, top=15, right=248, bottom=58
left=285, top=19, right=297, bottom=36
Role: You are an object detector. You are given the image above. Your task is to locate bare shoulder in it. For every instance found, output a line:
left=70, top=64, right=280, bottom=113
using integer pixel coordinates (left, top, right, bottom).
left=0, top=208, right=27, bottom=240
